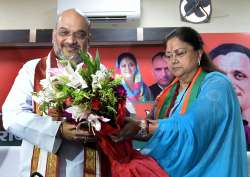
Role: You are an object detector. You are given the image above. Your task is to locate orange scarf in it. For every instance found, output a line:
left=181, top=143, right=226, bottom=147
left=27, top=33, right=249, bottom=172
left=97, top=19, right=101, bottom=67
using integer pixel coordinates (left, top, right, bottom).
left=155, top=67, right=206, bottom=119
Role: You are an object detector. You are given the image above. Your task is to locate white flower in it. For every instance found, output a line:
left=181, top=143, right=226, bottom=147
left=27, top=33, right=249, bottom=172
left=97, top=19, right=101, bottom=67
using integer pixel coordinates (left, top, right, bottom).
left=32, top=92, right=44, bottom=104
left=48, top=62, right=88, bottom=89
left=76, top=114, right=110, bottom=134
left=87, top=114, right=110, bottom=131
left=64, top=105, right=86, bottom=120
left=32, top=86, right=55, bottom=103
left=91, top=69, right=112, bottom=91
left=40, top=78, right=50, bottom=89
left=65, top=62, right=88, bottom=89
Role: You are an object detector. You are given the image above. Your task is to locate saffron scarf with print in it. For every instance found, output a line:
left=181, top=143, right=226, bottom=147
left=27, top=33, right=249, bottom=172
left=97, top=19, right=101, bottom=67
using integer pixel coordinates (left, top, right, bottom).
left=154, top=67, right=207, bottom=119
left=31, top=50, right=109, bottom=177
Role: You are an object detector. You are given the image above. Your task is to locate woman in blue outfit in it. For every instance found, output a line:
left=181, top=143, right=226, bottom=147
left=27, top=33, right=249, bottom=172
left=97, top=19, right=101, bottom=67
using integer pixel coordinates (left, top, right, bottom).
left=112, top=27, right=248, bottom=177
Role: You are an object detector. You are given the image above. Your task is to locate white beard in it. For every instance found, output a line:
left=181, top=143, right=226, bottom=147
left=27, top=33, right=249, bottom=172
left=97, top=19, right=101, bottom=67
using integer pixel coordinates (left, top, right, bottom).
left=53, top=42, right=83, bottom=64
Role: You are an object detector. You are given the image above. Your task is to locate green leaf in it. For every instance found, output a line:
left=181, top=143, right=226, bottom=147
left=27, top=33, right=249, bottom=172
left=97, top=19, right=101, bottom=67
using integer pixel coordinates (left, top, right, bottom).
left=72, top=89, right=92, bottom=104
left=95, top=49, right=101, bottom=71
left=58, top=59, right=68, bottom=66
left=79, top=50, right=95, bottom=74
left=106, top=105, right=117, bottom=114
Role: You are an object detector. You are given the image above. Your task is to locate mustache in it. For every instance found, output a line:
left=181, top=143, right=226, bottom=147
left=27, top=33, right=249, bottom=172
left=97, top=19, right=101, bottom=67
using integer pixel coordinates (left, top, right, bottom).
left=63, top=43, right=80, bottom=50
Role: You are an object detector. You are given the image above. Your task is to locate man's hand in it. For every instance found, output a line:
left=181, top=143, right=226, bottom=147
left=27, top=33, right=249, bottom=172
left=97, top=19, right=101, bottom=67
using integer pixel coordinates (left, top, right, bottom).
left=59, top=121, right=97, bottom=143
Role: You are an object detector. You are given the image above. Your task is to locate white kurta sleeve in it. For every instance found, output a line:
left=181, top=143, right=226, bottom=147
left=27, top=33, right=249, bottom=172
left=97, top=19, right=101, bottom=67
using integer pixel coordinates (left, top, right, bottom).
left=2, top=59, right=62, bottom=153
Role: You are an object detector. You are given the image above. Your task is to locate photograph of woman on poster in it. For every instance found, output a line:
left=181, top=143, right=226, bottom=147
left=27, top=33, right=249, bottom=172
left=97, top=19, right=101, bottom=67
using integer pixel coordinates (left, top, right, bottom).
left=115, top=52, right=152, bottom=102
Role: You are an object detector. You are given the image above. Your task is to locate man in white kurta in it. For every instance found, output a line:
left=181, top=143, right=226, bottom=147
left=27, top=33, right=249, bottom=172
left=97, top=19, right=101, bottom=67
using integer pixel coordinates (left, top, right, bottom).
left=2, top=9, right=108, bottom=177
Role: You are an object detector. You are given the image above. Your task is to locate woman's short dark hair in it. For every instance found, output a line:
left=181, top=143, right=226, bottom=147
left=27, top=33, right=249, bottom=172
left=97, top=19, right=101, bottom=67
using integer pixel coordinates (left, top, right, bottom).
left=164, top=27, right=223, bottom=73
left=209, top=43, right=250, bottom=60
left=117, top=52, right=137, bottom=67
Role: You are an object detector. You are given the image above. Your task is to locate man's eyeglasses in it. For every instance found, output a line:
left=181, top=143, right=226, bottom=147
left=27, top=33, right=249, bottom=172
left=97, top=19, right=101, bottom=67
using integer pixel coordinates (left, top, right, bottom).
left=57, top=28, right=88, bottom=40
left=165, top=48, right=188, bottom=60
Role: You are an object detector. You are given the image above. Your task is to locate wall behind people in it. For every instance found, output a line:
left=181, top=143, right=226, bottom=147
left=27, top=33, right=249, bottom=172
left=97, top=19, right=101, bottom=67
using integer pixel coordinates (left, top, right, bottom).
left=1, top=34, right=248, bottom=106
left=0, top=48, right=51, bottom=112
left=0, top=33, right=250, bottom=111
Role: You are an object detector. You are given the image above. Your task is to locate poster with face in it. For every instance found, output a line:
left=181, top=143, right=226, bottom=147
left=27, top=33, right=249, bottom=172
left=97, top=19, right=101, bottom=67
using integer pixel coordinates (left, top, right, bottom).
left=202, top=34, right=250, bottom=124
left=202, top=33, right=250, bottom=149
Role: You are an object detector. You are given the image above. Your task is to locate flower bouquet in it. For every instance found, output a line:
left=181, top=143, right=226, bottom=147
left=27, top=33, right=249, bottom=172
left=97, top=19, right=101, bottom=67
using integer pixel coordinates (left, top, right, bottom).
left=32, top=50, right=127, bottom=132
left=32, top=50, right=169, bottom=177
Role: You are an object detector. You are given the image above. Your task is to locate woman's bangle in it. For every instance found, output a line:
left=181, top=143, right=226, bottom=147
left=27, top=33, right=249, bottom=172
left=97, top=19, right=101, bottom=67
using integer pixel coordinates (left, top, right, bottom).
left=136, top=120, right=148, bottom=138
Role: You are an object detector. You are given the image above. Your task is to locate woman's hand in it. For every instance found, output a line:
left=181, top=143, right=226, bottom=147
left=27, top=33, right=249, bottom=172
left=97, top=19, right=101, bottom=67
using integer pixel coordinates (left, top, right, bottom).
left=110, top=117, right=141, bottom=142
left=110, top=118, right=159, bottom=142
